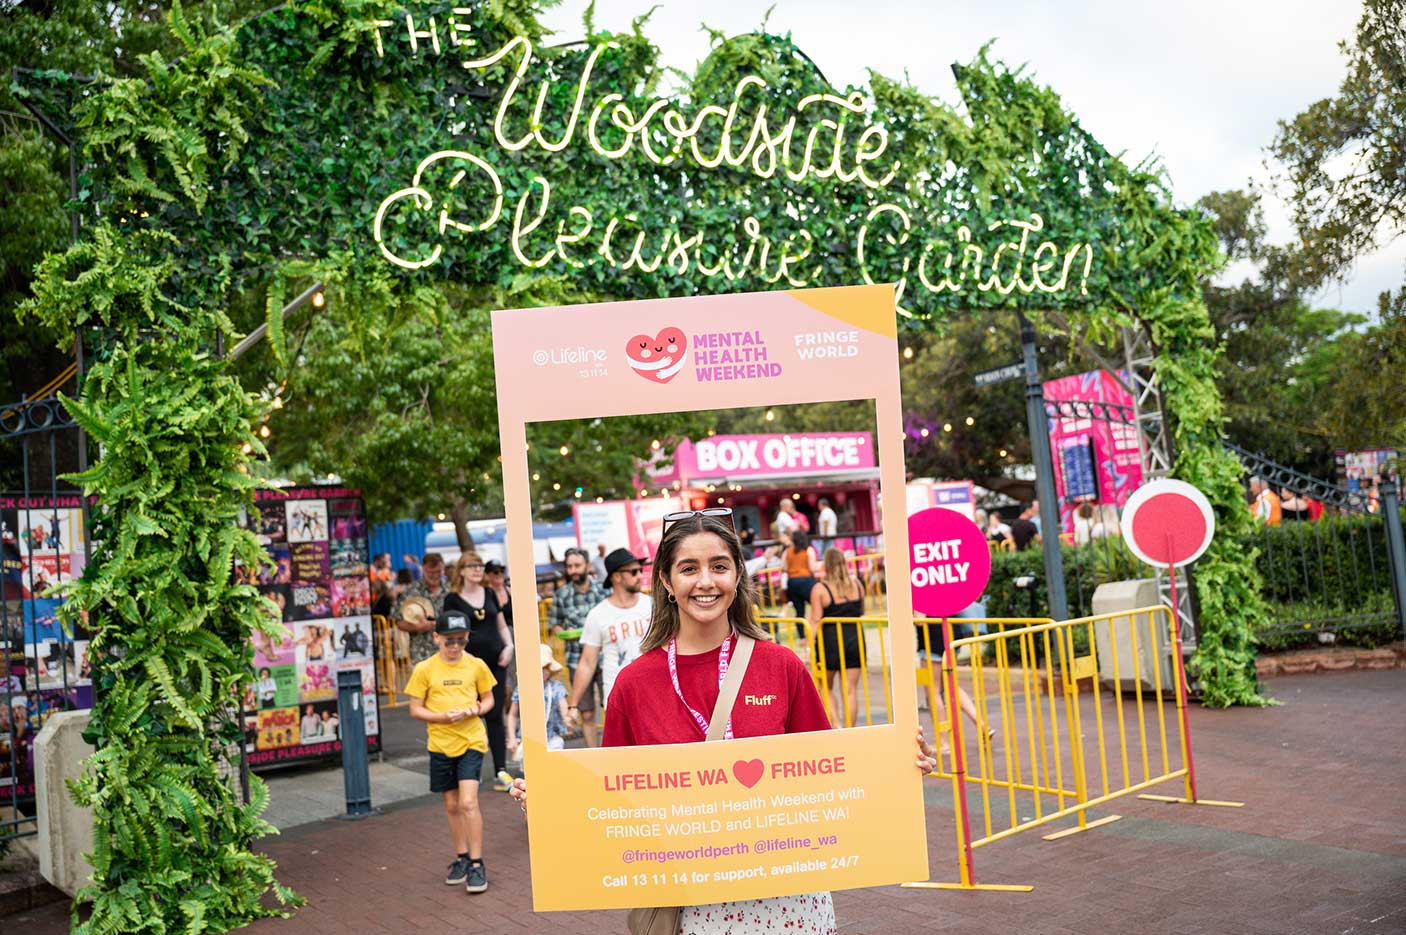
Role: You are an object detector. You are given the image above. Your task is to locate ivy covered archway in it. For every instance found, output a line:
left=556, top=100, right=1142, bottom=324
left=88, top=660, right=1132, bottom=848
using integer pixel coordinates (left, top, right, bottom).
left=19, top=1, right=1268, bottom=930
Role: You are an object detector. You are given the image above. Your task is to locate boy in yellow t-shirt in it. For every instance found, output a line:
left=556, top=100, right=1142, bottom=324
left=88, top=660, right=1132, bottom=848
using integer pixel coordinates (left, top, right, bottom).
left=405, top=609, right=498, bottom=894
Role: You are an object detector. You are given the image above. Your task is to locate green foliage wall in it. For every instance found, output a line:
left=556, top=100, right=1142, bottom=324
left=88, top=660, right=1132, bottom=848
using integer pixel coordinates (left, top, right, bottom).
left=22, top=226, right=299, bottom=932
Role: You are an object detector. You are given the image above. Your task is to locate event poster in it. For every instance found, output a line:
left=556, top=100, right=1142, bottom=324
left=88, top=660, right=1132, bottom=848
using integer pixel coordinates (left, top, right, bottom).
left=1043, top=369, right=1144, bottom=533
left=494, top=286, right=928, bottom=910
left=1, top=493, right=94, bottom=802
left=242, top=487, right=379, bottom=768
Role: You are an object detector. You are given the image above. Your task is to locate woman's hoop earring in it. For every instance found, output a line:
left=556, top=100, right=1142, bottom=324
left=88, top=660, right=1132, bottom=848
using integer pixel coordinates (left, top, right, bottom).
left=666, top=591, right=677, bottom=604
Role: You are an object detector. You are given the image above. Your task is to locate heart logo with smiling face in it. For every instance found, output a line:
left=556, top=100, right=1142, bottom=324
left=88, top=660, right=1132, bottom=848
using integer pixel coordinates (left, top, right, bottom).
left=625, top=328, right=687, bottom=384
left=732, top=758, right=764, bottom=789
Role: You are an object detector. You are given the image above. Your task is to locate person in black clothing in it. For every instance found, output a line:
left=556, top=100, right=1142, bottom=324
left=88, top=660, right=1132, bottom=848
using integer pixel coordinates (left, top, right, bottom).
left=443, top=551, right=515, bottom=791
left=483, top=560, right=513, bottom=629
left=1280, top=488, right=1313, bottom=522
left=1009, top=504, right=1041, bottom=552
left=808, top=548, right=867, bottom=727
left=370, top=579, right=394, bottom=618
left=737, top=515, right=756, bottom=549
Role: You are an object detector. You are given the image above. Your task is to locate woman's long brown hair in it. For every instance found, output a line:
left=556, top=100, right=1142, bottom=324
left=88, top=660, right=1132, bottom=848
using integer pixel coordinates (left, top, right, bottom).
left=822, top=547, right=860, bottom=601
left=642, top=513, right=770, bottom=653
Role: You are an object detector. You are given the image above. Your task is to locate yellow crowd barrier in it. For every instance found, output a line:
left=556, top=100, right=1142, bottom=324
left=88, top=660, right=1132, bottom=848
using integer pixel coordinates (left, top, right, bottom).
left=751, top=608, right=1243, bottom=891
left=757, top=615, right=891, bottom=729
left=754, top=552, right=886, bottom=617
left=903, top=606, right=1244, bottom=893
left=372, top=614, right=412, bottom=708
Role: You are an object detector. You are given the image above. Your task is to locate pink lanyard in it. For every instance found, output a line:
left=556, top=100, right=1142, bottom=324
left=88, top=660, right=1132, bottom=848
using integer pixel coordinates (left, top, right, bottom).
left=666, top=635, right=734, bottom=740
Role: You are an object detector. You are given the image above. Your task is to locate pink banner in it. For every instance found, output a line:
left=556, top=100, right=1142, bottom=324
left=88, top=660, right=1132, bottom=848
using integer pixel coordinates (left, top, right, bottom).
left=649, top=432, right=875, bottom=484
left=1043, top=370, right=1144, bottom=534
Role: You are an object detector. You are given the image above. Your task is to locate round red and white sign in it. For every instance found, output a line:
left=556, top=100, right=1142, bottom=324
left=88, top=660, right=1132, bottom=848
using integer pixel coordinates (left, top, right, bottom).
left=1121, top=479, right=1216, bottom=569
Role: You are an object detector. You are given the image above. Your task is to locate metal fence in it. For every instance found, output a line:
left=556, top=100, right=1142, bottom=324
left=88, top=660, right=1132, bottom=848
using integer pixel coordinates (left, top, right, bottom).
left=1227, top=444, right=1406, bottom=650
left=2, top=375, right=90, bottom=845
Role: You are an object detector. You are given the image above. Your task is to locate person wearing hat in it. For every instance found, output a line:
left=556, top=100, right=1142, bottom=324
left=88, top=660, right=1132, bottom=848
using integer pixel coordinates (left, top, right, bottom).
left=405, top=608, right=499, bottom=895
left=482, top=560, right=513, bottom=630
left=505, top=644, right=571, bottom=760
left=568, top=548, right=652, bottom=729
left=392, top=552, right=450, bottom=665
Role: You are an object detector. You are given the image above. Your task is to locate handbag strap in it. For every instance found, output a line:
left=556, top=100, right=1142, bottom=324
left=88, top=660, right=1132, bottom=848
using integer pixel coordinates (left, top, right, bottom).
left=706, top=635, right=755, bottom=742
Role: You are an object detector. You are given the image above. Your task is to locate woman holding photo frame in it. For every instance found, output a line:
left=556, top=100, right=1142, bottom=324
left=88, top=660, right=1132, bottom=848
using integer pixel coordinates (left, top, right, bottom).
left=512, top=509, right=936, bottom=934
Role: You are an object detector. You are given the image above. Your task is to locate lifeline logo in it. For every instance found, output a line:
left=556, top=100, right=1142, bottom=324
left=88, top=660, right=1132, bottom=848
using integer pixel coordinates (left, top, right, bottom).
left=693, top=330, right=782, bottom=382
left=533, top=344, right=608, bottom=379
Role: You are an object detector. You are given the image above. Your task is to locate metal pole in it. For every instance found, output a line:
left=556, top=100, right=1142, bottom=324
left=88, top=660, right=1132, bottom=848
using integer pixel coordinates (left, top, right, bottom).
left=228, top=282, right=324, bottom=360
left=1018, top=312, right=1069, bottom=621
left=336, top=669, right=374, bottom=819
left=1380, top=481, right=1406, bottom=640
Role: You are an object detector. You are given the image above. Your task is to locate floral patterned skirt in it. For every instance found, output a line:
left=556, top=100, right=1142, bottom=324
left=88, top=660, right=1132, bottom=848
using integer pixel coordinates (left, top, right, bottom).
left=678, top=892, right=835, bottom=934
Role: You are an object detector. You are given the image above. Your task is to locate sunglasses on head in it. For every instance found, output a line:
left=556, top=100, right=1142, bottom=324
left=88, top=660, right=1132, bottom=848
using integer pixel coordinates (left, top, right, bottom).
left=662, top=507, right=735, bottom=533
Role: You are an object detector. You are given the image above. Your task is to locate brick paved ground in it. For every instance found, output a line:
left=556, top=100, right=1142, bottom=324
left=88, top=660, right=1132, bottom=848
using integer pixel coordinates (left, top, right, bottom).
left=11, top=670, right=1406, bottom=934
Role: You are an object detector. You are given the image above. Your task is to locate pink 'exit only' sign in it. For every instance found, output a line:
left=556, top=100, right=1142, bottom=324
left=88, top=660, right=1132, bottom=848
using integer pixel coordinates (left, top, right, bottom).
left=907, top=507, right=991, bottom=617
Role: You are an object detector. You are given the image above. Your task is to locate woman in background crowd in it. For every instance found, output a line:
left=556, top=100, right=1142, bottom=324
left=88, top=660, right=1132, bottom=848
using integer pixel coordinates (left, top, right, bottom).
left=808, top=547, right=865, bottom=727
left=444, top=552, right=515, bottom=791
left=784, top=530, right=820, bottom=632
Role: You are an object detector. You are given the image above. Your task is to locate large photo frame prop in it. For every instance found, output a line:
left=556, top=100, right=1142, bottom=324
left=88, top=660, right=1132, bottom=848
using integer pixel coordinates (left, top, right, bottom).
left=495, top=285, right=927, bottom=911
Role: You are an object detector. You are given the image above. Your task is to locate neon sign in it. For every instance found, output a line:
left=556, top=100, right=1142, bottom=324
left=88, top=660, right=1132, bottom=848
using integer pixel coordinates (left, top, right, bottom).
left=368, top=13, right=1095, bottom=312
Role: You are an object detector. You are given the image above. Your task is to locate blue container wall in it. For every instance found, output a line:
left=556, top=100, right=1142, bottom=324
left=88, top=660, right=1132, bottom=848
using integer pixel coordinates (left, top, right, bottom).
left=369, top=519, right=435, bottom=573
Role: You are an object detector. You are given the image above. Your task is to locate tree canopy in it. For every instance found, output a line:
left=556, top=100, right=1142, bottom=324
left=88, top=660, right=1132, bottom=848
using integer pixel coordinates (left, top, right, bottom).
left=1270, top=0, right=1405, bottom=292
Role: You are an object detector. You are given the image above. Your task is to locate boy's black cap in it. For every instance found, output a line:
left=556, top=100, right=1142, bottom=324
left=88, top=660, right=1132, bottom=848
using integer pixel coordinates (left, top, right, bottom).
left=436, top=611, right=470, bottom=635
left=483, top=560, right=505, bottom=574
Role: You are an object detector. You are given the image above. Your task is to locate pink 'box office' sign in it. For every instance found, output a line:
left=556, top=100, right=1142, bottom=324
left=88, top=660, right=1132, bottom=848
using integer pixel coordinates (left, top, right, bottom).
left=648, top=432, right=875, bottom=484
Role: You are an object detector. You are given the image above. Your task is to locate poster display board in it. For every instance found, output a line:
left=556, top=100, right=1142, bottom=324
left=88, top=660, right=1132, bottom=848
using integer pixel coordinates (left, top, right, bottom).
left=1335, top=447, right=1399, bottom=493
left=494, top=285, right=928, bottom=911
left=241, top=486, right=380, bottom=769
left=1, top=493, right=93, bottom=802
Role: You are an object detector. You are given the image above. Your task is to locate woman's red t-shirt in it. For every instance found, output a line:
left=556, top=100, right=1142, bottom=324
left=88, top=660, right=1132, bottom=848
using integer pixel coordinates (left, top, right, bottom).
left=603, top=636, right=831, bottom=746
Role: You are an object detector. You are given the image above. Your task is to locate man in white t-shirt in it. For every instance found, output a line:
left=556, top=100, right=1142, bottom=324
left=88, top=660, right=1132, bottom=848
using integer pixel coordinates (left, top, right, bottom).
left=816, top=498, right=838, bottom=553
left=569, top=548, right=652, bottom=720
left=773, top=498, right=799, bottom=544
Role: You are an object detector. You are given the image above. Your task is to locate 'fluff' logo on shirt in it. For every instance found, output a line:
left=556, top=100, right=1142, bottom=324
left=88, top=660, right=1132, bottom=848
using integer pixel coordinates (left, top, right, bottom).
left=744, top=694, right=777, bottom=706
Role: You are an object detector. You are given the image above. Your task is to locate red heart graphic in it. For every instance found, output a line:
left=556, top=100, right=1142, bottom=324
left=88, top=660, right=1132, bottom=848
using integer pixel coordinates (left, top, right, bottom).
left=732, top=758, right=764, bottom=788
left=625, top=328, right=688, bottom=384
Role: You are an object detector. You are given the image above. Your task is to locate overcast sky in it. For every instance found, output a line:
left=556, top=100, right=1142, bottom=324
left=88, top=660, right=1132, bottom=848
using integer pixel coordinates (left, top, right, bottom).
left=538, top=0, right=1402, bottom=318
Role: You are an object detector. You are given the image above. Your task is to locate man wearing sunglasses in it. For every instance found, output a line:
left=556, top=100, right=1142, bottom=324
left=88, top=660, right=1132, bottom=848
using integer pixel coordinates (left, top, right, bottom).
left=569, top=549, right=652, bottom=732
left=546, top=547, right=606, bottom=745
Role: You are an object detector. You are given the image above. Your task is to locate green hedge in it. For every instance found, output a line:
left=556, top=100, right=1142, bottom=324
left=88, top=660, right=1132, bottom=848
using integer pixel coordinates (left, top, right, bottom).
left=1254, top=515, right=1392, bottom=604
